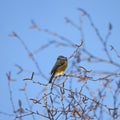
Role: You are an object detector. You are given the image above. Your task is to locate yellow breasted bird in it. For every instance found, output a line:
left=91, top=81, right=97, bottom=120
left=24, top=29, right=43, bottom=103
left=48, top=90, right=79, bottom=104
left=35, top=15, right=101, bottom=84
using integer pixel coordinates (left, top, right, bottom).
left=49, top=56, right=68, bottom=83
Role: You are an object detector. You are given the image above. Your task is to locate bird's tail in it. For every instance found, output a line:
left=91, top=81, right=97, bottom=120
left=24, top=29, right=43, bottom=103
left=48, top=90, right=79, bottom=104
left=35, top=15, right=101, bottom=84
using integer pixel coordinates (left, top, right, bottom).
left=49, top=73, right=54, bottom=83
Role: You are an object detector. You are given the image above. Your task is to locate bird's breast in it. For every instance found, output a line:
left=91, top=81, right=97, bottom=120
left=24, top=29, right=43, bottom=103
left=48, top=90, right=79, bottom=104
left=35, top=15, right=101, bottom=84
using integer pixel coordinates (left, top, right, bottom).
left=55, top=61, right=68, bottom=75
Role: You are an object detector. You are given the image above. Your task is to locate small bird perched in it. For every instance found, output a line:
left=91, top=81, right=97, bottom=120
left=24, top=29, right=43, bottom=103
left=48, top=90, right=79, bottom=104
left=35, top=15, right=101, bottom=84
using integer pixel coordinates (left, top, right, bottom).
left=49, top=56, right=68, bottom=83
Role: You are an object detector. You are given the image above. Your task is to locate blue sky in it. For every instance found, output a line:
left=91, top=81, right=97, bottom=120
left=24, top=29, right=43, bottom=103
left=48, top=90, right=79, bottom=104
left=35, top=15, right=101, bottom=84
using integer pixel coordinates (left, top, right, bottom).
left=0, top=0, right=120, bottom=119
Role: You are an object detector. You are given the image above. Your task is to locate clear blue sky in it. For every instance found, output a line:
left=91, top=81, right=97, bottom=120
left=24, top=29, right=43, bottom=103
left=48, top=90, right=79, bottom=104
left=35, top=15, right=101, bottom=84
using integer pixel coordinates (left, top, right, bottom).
left=0, top=0, right=120, bottom=120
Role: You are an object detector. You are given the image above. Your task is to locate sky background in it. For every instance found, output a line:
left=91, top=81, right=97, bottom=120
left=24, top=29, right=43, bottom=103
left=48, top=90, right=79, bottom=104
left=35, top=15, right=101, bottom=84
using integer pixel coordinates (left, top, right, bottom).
left=0, top=0, right=120, bottom=120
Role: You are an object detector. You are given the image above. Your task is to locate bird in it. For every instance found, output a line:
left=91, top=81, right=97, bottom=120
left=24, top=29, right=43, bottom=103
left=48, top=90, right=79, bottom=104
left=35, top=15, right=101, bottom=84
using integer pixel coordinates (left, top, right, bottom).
left=49, top=55, right=68, bottom=83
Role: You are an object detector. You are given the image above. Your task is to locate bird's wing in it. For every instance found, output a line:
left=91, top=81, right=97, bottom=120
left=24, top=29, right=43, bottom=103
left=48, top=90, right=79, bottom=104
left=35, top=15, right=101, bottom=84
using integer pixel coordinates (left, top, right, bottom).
left=50, top=60, right=65, bottom=75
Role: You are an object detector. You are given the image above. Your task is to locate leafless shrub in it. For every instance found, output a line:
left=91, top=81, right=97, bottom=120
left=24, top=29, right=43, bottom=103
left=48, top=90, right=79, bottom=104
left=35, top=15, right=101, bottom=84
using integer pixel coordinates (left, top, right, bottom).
left=1, top=8, right=120, bottom=120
